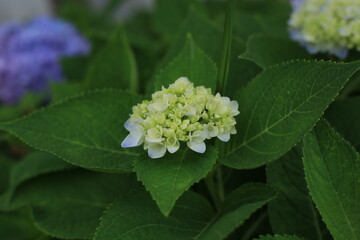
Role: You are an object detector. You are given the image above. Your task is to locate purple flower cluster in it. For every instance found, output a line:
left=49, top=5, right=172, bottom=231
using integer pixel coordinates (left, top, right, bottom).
left=0, top=17, right=90, bottom=104
left=291, top=0, right=306, bottom=11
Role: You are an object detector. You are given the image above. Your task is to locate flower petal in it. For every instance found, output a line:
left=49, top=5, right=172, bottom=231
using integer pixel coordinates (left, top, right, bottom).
left=121, top=134, right=142, bottom=148
left=124, top=118, right=132, bottom=131
left=167, top=143, right=180, bottom=154
left=187, top=141, right=206, bottom=153
left=218, top=132, right=231, bottom=142
left=148, top=143, right=167, bottom=159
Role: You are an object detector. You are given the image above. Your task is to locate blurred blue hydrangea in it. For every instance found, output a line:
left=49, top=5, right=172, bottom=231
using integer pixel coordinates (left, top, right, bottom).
left=0, top=16, right=90, bottom=104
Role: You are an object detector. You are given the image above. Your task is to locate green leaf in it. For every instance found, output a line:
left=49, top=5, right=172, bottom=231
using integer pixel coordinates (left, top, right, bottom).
left=154, top=0, right=204, bottom=39
left=86, top=24, right=138, bottom=92
left=0, top=90, right=143, bottom=172
left=9, top=168, right=138, bottom=239
left=61, top=56, right=90, bottom=81
left=147, top=9, right=245, bottom=94
left=221, top=60, right=360, bottom=169
left=154, top=35, right=217, bottom=91
left=94, top=183, right=276, bottom=240
left=303, top=120, right=360, bottom=240
left=0, top=155, right=13, bottom=195
left=0, top=152, right=73, bottom=210
left=31, top=172, right=138, bottom=239
left=255, top=235, right=304, bottom=240
left=267, top=148, right=328, bottom=240
left=326, top=96, right=360, bottom=150
left=0, top=209, right=44, bottom=240
left=94, top=188, right=215, bottom=240
left=51, top=82, right=83, bottom=102
left=225, top=58, right=262, bottom=97
left=241, top=35, right=312, bottom=68
left=195, top=183, right=277, bottom=240
left=134, top=147, right=217, bottom=216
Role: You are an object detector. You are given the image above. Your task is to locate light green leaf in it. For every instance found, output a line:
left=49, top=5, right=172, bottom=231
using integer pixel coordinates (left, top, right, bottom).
left=221, top=60, right=360, bottom=169
left=326, top=96, right=360, bottom=150
left=154, top=35, right=217, bottom=91
left=94, top=183, right=276, bottom=240
left=134, top=147, right=217, bottom=216
left=255, top=235, right=304, bottom=240
left=0, top=209, right=44, bottom=240
left=195, top=183, right=277, bottom=240
left=86, top=24, right=138, bottom=92
left=0, top=152, right=73, bottom=210
left=0, top=90, right=143, bottom=172
left=241, top=35, right=312, bottom=68
left=303, top=120, right=360, bottom=240
left=9, top=168, right=138, bottom=239
left=267, top=148, right=329, bottom=240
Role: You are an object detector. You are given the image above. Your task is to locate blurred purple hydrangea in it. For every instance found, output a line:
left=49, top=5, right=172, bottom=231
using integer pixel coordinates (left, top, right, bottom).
left=0, top=16, right=90, bottom=105
left=291, top=0, right=305, bottom=11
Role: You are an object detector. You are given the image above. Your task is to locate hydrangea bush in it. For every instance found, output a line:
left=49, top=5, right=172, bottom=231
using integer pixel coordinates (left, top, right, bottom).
left=0, top=0, right=360, bottom=240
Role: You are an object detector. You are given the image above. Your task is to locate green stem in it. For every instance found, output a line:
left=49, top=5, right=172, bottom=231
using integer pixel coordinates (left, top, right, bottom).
left=205, top=164, right=226, bottom=211
left=242, top=212, right=268, bottom=240
left=216, top=0, right=235, bottom=94
left=205, top=174, right=222, bottom=210
left=216, top=166, right=225, bottom=202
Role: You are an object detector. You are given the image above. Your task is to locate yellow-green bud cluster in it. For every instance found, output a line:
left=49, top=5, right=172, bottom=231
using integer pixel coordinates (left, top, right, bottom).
left=289, top=0, right=360, bottom=58
left=121, top=77, right=239, bottom=158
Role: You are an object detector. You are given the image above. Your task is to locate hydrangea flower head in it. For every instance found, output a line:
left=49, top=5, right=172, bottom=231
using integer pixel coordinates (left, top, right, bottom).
left=121, top=78, right=240, bottom=159
left=0, top=16, right=90, bottom=104
left=289, top=0, right=360, bottom=58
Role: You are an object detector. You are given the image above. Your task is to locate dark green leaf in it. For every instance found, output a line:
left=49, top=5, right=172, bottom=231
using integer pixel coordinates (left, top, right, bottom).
left=10, top=168, right=138, bottom=239
left=135, top=147, right=217, bottom=216
left=155, top=35, right=217, bottom=91
left=221, top=60, right=360, bottom=169
left=51, top=82, right=83, bottom=102
left=195, top=183, right=277, bottom=240
left=0, top=90, right=143, bottom=172
left=267, top=148, right=328, bottom=239
left=86, top=24, right=138, bottom=92
left=0, top=155, right=13, bottom=195
left=241, top=35, right=312, bottom=68
left=255, top=235, right=303, bottom=240
left=61, top=56, right=90, bottom=81
left=0, top=209, right=44, bottom=240
left=326, top=96, right=360, bottom=150
left=0, top=152, right=73, bottom=210
left=303, top=120, right=360, bottom=240
left=94, top=188, right=215, bottom=240
left=148, top=9, right=245, bottom=94
left=154, top=0, right=204, bottom=39
left=94, top=183, right=276, bottom=240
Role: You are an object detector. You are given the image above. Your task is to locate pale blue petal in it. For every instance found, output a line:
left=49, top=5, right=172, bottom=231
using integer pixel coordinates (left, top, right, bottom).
left=187, top=141, right=206, bottom=153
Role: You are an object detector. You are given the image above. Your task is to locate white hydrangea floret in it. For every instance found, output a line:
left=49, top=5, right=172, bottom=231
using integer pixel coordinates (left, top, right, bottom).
left=121, top=77, right=240, bottom=159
